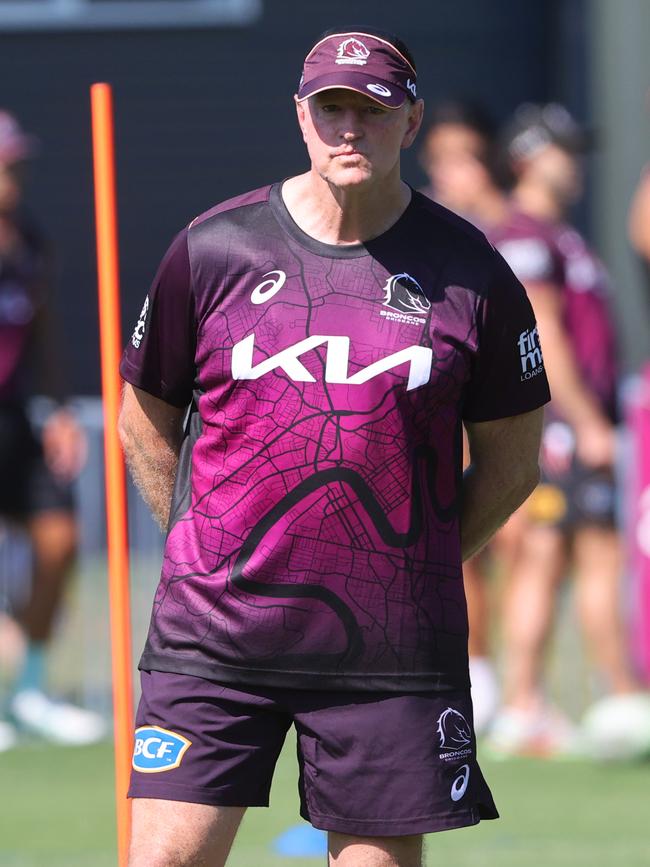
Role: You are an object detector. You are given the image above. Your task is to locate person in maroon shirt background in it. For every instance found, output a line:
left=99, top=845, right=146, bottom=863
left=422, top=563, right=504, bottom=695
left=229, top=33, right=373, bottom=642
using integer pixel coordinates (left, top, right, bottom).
left=418, top=101, right=515, bottom=736
left=488, top=104, right=645, bottom=756
left=0, top=110, right=104, bottom=750
left=420, top=100, right=646, bottom=757
left=119, top=28, right=548, bottom=867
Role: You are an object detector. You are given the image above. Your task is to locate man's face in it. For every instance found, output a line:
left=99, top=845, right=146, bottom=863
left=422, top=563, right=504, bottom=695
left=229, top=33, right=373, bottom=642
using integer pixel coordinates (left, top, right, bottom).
left=519, top=143, right=583, bottom=210
left=421, top=124, right=493, bottom=212
left=295, top=89, right=423, bottom=190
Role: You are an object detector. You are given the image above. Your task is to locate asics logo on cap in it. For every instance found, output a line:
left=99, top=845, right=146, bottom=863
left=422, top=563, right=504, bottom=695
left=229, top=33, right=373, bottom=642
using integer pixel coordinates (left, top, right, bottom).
left=367, top=83, right=392, bottom=97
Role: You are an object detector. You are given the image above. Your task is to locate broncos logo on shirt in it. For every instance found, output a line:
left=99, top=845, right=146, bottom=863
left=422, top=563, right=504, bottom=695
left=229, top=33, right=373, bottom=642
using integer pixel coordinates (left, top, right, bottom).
left=382, top=273, right=431, bottom=315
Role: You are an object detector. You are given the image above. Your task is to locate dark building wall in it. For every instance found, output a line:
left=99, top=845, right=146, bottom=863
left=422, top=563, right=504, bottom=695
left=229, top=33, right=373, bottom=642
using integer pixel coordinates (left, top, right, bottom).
left=0, top=0, right=557, bottom=394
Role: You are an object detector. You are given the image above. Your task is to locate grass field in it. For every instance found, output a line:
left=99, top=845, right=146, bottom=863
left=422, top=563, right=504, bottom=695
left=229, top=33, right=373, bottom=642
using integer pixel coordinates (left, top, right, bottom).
left=1, top=733, right=649, bottom=867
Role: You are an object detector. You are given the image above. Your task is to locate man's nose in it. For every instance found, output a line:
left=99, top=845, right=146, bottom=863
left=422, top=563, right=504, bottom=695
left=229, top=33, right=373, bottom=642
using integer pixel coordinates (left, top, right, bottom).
left=339, top=110, right=364, bottom=138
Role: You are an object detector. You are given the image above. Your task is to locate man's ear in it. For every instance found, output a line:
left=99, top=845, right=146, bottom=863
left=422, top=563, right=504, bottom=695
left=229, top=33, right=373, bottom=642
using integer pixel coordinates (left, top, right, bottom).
left=402, top=99, right=425, bottom=150
left=294, top=95, right=308, bottom=144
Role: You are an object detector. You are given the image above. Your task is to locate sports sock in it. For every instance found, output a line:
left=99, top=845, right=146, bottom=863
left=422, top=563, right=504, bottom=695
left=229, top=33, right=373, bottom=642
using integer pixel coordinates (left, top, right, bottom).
left=12, top=641, right=46, bottom=696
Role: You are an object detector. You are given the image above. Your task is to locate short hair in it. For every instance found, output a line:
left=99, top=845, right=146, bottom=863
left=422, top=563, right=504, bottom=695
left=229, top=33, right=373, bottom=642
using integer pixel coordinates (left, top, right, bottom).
left=421, top=98, right=511, bottom=188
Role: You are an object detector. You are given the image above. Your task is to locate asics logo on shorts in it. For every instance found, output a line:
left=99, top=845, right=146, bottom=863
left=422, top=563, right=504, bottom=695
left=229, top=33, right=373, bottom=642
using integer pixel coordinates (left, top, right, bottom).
left=251, top=270, right=286, bottom=304
left=132, top=725, right=191, bottom=773
left=450, top=764, right=470, bottom=802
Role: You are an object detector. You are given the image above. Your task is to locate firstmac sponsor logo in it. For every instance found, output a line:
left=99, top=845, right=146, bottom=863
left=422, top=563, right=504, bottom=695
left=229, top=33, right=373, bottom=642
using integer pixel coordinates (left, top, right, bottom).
left=518, top=326, right=544, bottom=381
left=132, top=725, right=191, bottom=773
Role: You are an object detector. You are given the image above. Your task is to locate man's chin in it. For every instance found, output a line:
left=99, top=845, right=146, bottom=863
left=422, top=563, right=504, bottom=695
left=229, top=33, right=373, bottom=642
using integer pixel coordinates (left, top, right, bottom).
left=324, top=167, right=376, bottom=190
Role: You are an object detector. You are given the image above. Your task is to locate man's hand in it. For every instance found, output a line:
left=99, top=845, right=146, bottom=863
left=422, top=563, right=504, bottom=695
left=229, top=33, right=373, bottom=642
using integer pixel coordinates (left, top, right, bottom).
left=462, top=408, right=543, bottom=561
left=573, top=417, right=616, bottom=469
left=41, top=407, right=88, bottom=481
left=118, top=383, right=186, bottom=531
left=526, top=282, right=614, bottom=467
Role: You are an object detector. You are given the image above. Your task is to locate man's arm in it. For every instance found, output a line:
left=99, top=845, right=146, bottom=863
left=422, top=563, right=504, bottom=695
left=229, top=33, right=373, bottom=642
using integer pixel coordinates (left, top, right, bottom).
left=461, top=407, right=543, bottom=561
left=525, top=281, right=614, bottom=467
left=629, top=166, right=650, bottom=262
left=118, top=383, right=186, bottom=531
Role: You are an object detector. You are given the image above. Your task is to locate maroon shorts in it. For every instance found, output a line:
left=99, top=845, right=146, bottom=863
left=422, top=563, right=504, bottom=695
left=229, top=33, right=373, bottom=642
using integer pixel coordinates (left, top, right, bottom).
left=128, top=670, right=498, bottom=837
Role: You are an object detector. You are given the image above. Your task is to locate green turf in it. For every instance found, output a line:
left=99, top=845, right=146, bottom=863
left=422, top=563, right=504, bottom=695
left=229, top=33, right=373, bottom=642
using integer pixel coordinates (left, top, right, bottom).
left=0, top=735, right=648, bottom=867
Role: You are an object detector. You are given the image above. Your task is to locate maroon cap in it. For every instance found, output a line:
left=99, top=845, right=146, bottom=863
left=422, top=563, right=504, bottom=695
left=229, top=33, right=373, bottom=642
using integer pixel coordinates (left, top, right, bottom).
left=0, top=111, right=38, bottom=164
left=297, top=31, right=417, bottom=109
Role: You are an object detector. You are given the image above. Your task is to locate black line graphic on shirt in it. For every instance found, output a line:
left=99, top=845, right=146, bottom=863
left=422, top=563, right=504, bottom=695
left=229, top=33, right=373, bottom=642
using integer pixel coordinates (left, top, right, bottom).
left=226, top=445, right=456, bottom=668
left=147, top=233, right=473, bottom=676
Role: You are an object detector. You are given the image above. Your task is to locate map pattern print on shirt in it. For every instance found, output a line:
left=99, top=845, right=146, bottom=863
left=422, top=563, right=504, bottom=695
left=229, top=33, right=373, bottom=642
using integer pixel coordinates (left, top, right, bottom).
left=146, top=220, right=476, bottom=688
left=123, top=187, right=549, bottom=691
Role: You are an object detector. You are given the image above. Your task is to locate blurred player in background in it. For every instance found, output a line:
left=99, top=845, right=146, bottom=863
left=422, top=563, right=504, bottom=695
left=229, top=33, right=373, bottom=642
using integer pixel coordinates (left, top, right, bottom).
left=0, top=110, right=104, bottom=749
left=419, top=101, right=513, bottom=733
left=486, top=103, right=644, bottom=755
left=421, top=100, right=646, bottom=754
left=119, top=27, right=549, bottom=867
left=629, top=162, right=650, bottom=275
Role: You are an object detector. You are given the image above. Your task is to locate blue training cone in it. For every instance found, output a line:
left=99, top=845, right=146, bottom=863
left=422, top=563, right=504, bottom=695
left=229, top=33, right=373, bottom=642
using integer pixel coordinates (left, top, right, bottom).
left=273, top=823, right=328, bottom=857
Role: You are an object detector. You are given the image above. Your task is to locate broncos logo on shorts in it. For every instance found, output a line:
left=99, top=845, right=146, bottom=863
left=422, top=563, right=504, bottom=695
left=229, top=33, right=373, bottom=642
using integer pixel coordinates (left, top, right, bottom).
left=436, top=707, right=472, bottom=749
left=382, top=273, right=431, bottom=315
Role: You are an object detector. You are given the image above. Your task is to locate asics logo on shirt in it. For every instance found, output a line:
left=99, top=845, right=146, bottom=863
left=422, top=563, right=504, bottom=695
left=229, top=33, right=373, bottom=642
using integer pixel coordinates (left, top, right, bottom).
left=232, top=333, right=432, bottom=392
left=251, top=270, right=287, bottom=304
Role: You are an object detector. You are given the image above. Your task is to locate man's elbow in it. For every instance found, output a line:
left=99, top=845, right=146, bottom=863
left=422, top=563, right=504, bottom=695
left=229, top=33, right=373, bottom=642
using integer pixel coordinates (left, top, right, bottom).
left=512, top=461, right=540, bottom=506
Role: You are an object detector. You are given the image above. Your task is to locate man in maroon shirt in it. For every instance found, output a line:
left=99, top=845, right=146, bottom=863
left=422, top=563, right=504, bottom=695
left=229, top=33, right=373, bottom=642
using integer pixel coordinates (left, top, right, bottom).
left=119, top=28, right=548, bottom=867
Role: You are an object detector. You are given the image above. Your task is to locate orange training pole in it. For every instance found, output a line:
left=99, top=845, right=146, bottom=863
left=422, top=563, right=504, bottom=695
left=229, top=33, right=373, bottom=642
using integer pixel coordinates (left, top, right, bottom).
left=90, top=82, right=134, bottom=867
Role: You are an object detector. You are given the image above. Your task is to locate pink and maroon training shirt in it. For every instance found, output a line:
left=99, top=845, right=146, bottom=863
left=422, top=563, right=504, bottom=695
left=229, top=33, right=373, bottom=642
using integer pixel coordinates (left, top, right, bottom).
left=121, top=183, right=550, bottom=692
left=488, top=209, right=618, bottom=422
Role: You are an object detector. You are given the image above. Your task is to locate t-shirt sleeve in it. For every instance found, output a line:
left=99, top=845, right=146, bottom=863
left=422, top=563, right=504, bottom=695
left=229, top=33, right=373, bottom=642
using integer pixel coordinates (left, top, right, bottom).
left=494, top=233, right=561, bottom=285
left=119, top=228, right=196, bottom=408
left=463, top=252, right=551, bottom=423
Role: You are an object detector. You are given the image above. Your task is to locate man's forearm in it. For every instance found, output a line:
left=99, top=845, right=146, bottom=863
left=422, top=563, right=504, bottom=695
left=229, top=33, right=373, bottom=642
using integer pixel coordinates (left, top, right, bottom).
left=122, top=434, right=180, bottom=531
left=118, top=384, right=186, bottom=531
left=460, top=461, right=539, bottom=561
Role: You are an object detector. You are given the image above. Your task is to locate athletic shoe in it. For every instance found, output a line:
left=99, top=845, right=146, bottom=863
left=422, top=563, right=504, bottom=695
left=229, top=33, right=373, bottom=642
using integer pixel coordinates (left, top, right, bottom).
left=580, top=692, right=650, bottom=761
left=8, top=689, right=107, bottom=745
left=485, top=704, right=577, bottom=759
left=0, top=720, right=17, bottom=752
left=469, top=656, right=500, bottom=736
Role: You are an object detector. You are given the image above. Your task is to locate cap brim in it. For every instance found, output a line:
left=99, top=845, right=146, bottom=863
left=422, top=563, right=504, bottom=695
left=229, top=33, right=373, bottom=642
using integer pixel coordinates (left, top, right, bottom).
left=297, top=72, right=407, bottom=109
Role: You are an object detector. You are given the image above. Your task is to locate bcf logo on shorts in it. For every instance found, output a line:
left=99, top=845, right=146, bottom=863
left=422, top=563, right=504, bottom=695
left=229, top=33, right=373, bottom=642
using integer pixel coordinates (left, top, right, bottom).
left=132, top=725, right=192, bottom=773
